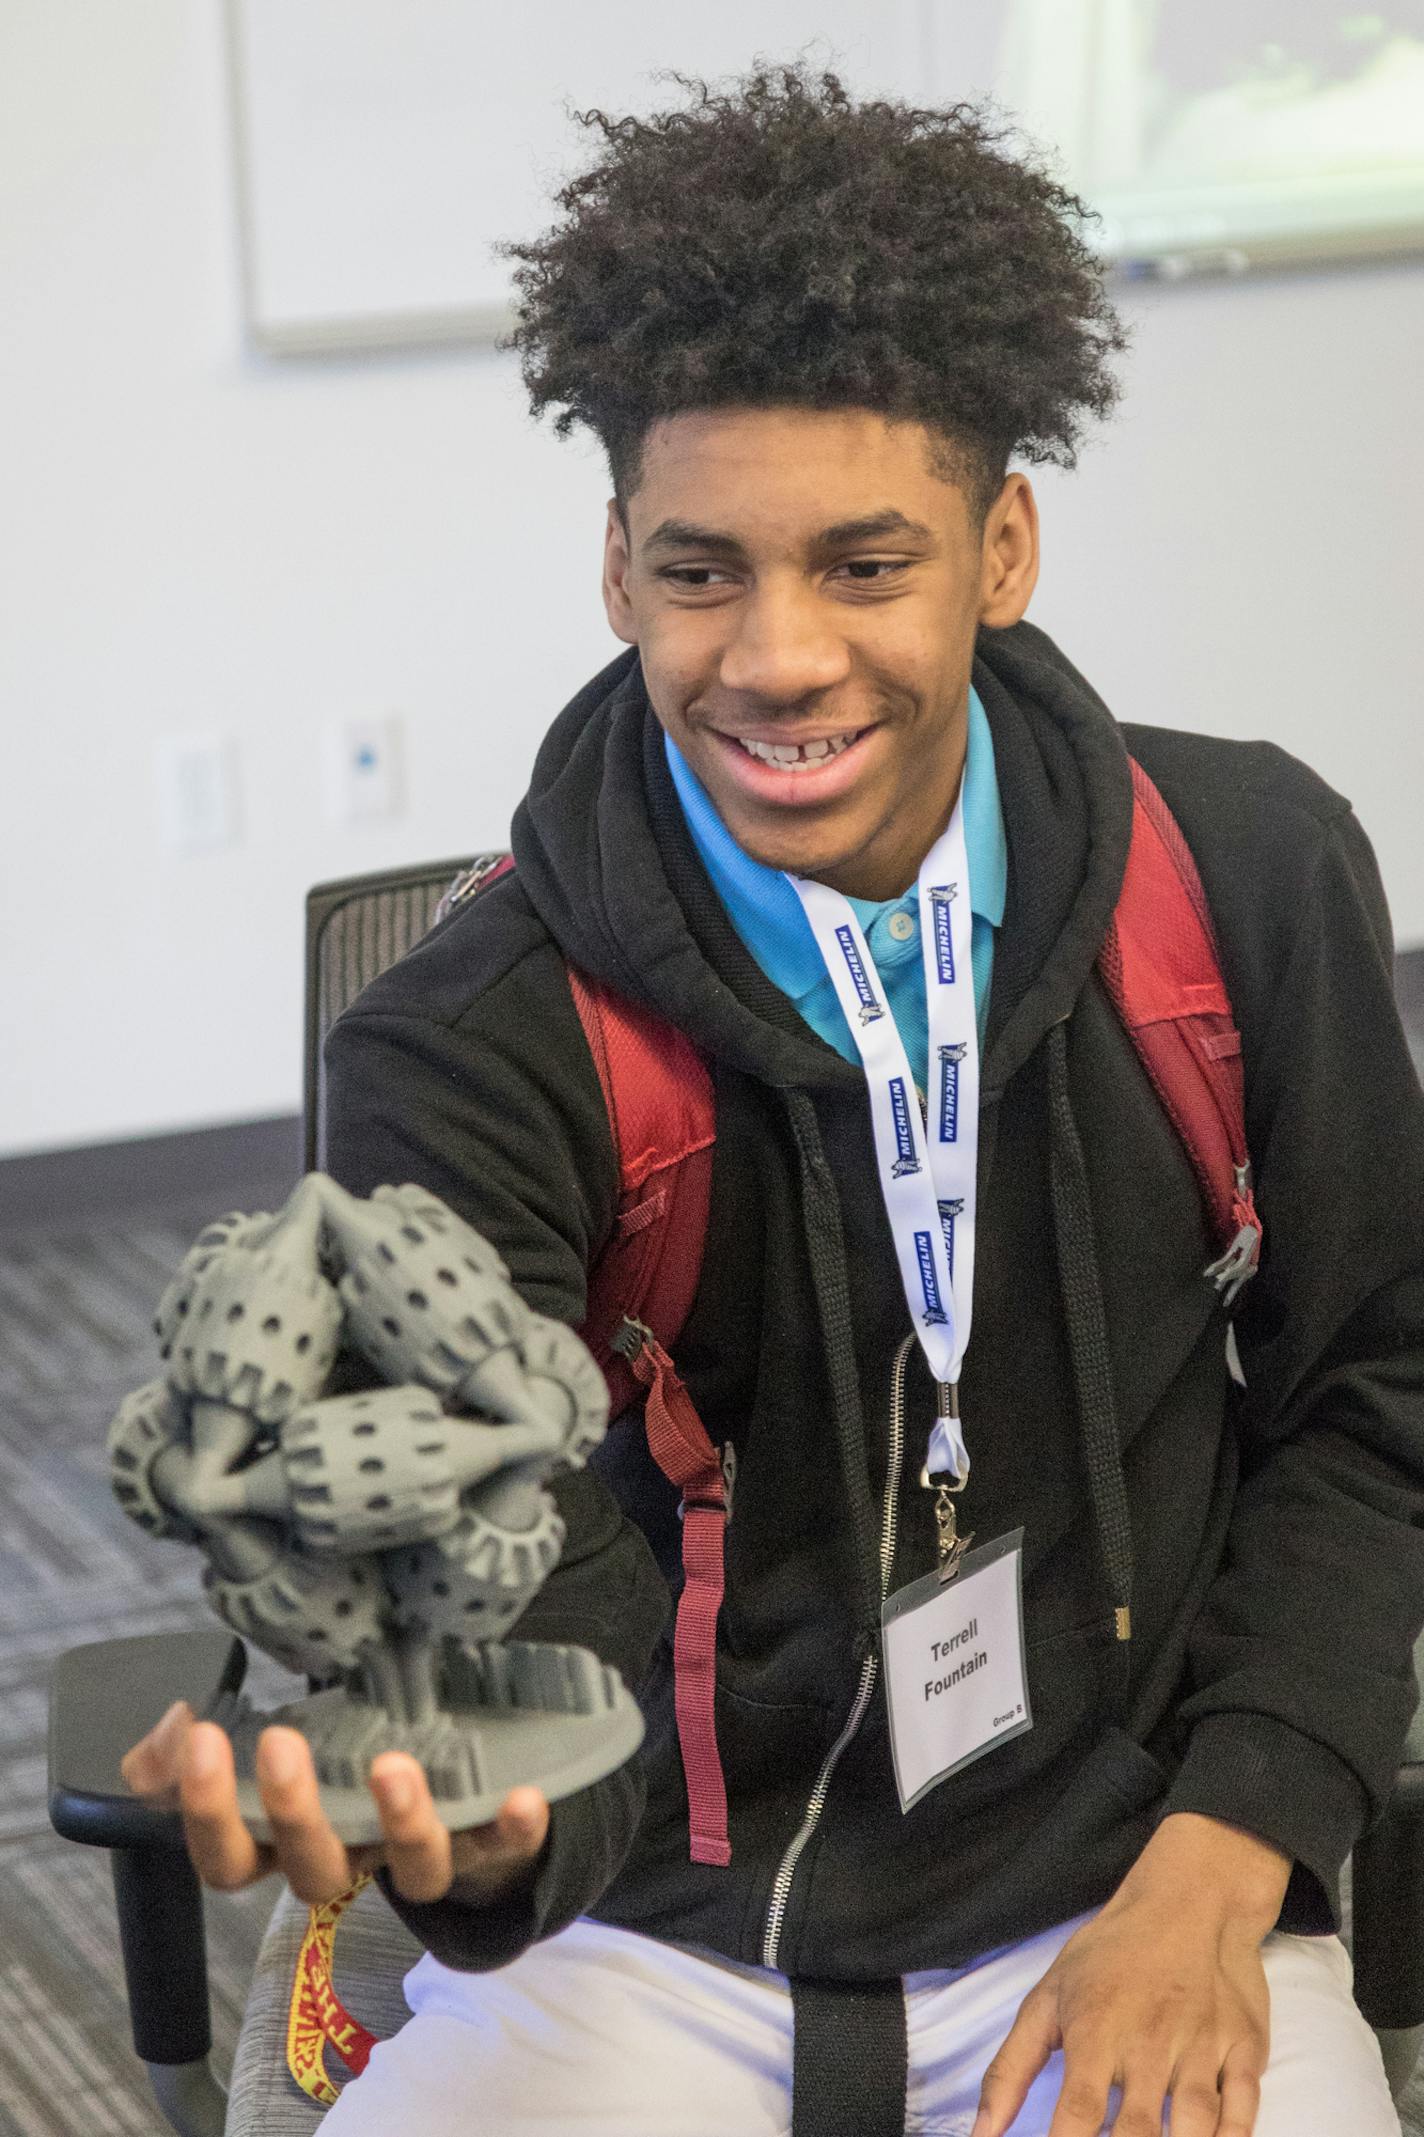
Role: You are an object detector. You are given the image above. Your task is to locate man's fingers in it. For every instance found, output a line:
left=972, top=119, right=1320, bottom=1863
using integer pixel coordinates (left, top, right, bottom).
left=1162, top=2038, right=1242, bottom=2137
left=177, top=1721, right=270, bottom=1891
left=1167, top=2068, right=1231, bottom=2137
left=1214, top=2039, right=1264, bottom=2137
left=488, top=1785, right=550, bottom=1865
left=120, top=1699, right=193, bottom=1800
left=972, top=1988, right=1060, bottom=2136
left=1109, top=2068, right=1174, bottom=2137
left=1042, top=2056, right=1117, bottom=2137
left=369, top=1754, right=454, bottom=1904
left=254, top=1726, right=354, bottom=1904
left=369, top=1762, right=549, bottom=1907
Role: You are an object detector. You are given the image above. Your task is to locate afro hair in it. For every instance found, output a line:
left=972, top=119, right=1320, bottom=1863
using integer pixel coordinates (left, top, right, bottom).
left=492, top=55, right=1129, bottom=526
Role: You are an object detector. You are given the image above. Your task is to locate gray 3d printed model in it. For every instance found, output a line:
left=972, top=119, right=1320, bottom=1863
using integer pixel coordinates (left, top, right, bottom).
left=107, top=1174, right=643, bottom=1844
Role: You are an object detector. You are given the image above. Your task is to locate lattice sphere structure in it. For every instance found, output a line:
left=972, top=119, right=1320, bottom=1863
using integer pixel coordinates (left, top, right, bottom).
left=107, top=1174, right=643, bottom=1844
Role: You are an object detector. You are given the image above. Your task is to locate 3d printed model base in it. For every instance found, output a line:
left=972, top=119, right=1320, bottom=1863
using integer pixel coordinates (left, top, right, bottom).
left=219, top=1646, right=643, bottom=1846
left=108, top=1174, right=646, bottom=1843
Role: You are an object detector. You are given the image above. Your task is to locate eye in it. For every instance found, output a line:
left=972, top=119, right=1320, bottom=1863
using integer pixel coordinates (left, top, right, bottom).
left=659, top=560, right=910, bottom=588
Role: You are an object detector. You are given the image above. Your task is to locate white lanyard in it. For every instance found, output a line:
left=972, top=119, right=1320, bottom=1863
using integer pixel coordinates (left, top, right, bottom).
left=789, top=801, right=979, bottom=1486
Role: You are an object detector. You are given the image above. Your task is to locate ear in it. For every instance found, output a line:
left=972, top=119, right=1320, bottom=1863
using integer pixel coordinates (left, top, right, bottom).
left=978, top=474, right=1039, bottom=630
left=602, top=499, right=638, bottom=646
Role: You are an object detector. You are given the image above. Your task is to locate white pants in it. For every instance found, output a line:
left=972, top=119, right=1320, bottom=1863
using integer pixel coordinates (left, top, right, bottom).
left=322, top=1910, right=1399, bottom=2136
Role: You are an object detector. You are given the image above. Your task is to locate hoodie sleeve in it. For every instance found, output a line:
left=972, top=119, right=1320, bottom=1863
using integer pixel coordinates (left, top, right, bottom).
left=1159, top=804, right=1424, bottom=1930
left=322, top=942, right=673, bottom=1969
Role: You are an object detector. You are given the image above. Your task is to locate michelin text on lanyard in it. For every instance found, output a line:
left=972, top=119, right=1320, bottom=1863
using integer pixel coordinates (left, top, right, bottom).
left=788, top=795, right=978, bottom=1489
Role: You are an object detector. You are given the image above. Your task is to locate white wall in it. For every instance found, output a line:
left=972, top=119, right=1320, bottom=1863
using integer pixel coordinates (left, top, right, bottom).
left=2, top=3, right=1421, bottom=1158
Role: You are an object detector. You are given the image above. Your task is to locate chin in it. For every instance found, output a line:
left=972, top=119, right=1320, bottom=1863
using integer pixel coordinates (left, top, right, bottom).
left=727, top=822, right=848, bottom=880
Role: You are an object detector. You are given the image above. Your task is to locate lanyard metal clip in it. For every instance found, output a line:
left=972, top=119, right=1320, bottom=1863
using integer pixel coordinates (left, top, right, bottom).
left=922, top=1382, right=972, bottom=1580
left=925, top=1473, right=974, bottom=1583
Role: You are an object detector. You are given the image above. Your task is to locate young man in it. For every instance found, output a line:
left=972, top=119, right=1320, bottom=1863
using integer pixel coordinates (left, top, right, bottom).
left=126, top=62, right=1424, bottom=2135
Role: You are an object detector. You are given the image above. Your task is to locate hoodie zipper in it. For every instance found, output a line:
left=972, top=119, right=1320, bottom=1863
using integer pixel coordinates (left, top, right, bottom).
left=761, top=1329, right=915, bottom=1971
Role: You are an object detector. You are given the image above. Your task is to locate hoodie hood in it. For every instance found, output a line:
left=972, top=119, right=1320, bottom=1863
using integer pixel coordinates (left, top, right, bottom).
left=510, top=619, right=1135, bottom=1094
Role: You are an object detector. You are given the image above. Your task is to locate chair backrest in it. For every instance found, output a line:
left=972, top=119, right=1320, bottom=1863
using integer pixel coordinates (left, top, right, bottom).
left=303, top=856, right=496, bottom=1171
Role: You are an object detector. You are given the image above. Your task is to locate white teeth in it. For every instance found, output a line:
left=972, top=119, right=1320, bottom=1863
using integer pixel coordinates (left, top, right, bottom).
left=736, top=730, right=861, bottom=768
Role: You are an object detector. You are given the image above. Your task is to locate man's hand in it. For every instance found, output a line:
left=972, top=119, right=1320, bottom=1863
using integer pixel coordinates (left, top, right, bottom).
left=121, top=1701, right=549, bottom=1909
left=972, top=1813, right=1292, bottom=2137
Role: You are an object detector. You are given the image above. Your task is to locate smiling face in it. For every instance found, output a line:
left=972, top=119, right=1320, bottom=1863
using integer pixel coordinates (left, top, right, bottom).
left=602, top=407, right=1039, bottom=900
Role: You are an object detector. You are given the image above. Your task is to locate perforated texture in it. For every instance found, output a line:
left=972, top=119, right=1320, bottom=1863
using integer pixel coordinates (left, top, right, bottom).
left=161, top=1243, right=342, bottom=1427
left=107, top=1377, right=205, bottom=1544
left=335, top=1187, right=530, bottom=1406
left=387, top=1497, right=567, bottom=1643
left=282, top=1387, right=461, bottom=1554
left=204, top=1549, right=386, bottom=1679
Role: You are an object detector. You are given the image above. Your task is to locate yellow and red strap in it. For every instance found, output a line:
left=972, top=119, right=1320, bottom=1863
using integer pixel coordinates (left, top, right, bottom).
left=286, top=1876, right=378, bottom=2109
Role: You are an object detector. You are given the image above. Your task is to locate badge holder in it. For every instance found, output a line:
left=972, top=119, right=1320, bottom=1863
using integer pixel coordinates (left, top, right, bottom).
left=881, top=1389, right=1032, bottom=1815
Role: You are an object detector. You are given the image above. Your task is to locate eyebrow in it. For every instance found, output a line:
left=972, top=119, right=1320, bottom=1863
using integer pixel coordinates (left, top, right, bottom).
left=641, top=509, right=937, bottom=558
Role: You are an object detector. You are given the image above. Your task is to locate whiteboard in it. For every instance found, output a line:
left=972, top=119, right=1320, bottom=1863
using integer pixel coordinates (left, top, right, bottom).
left=225, top=0, right=928, bottom=354
left=227, top=0, right=1424, bottom=355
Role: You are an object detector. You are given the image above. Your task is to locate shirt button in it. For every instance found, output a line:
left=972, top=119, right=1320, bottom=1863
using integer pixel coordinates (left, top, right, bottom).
left=887, top=910, right=916, bottom=942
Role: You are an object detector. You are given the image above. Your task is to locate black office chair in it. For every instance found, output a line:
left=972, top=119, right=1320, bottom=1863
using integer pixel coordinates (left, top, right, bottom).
left=47, top=864, right=1424, bottom=2131
left=48, top=853, right=492, bottom=2136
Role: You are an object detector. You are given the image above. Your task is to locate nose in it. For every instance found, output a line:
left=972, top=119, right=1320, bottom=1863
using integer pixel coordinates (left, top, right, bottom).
left=715, top=584, right=852, bottom=708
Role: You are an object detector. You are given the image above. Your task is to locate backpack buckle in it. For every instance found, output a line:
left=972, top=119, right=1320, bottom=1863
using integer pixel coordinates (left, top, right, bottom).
left=612, top=1313, right=651, bottom=1363
left=678, top=1440, right=735, bottom=1523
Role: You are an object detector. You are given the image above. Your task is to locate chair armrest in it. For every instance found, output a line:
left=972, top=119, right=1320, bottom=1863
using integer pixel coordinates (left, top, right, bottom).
left=48, top=1627, right=246, bottom=1848
left=48, top=1630, right=248, bottom=2131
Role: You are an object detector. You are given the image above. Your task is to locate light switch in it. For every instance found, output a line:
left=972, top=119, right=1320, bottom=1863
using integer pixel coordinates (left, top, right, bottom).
left=325, top=715, right=403, bottom=822
left=156, top=734, right=238, bottom=850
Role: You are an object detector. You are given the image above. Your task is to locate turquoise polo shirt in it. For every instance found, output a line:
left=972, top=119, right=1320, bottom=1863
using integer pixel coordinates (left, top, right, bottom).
left=665, top=688, right=1007, bottom=1093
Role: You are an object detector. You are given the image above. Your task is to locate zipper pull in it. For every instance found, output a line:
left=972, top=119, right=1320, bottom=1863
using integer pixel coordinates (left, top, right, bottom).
left=1204, top=1164, right=1263, bottom=1308
left=721, top=1439, right=736, bottom=1520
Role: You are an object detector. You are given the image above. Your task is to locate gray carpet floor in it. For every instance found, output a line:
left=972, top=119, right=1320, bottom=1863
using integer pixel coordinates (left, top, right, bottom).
left=0, top=1188, right=298, bottom=2136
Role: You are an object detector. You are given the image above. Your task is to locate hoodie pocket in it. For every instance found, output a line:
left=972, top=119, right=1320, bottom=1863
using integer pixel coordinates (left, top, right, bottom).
left=890, top=1613, right=1162, bottom=1844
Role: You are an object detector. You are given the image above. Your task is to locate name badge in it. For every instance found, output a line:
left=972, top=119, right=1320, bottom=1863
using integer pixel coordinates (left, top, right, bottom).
left=881, top=1529, right=1031, bottom=1812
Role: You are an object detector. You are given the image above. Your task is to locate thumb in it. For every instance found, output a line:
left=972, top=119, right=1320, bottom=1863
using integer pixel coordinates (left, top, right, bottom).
left=972, top=1985, right=1061, bottom=2137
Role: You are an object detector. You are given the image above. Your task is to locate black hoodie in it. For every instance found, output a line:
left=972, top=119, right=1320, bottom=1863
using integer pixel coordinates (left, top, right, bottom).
left=324, top=619, right=1424, bottom=1981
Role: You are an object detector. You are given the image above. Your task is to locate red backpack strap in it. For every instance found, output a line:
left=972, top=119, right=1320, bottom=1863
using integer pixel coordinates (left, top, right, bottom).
left=565, top=969, right=715, bottom=1408
left=433, top=852, right=514, bottom=926
left=565, top=970, right=731, bottom=1866
left=617, top=1326, right=733, bottom=1867
left=437, top=862, right=729, bottom=1862
left=1097, top=759, right=1263, bottom=1304
left=434, top=859, right=714, bottom=1377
